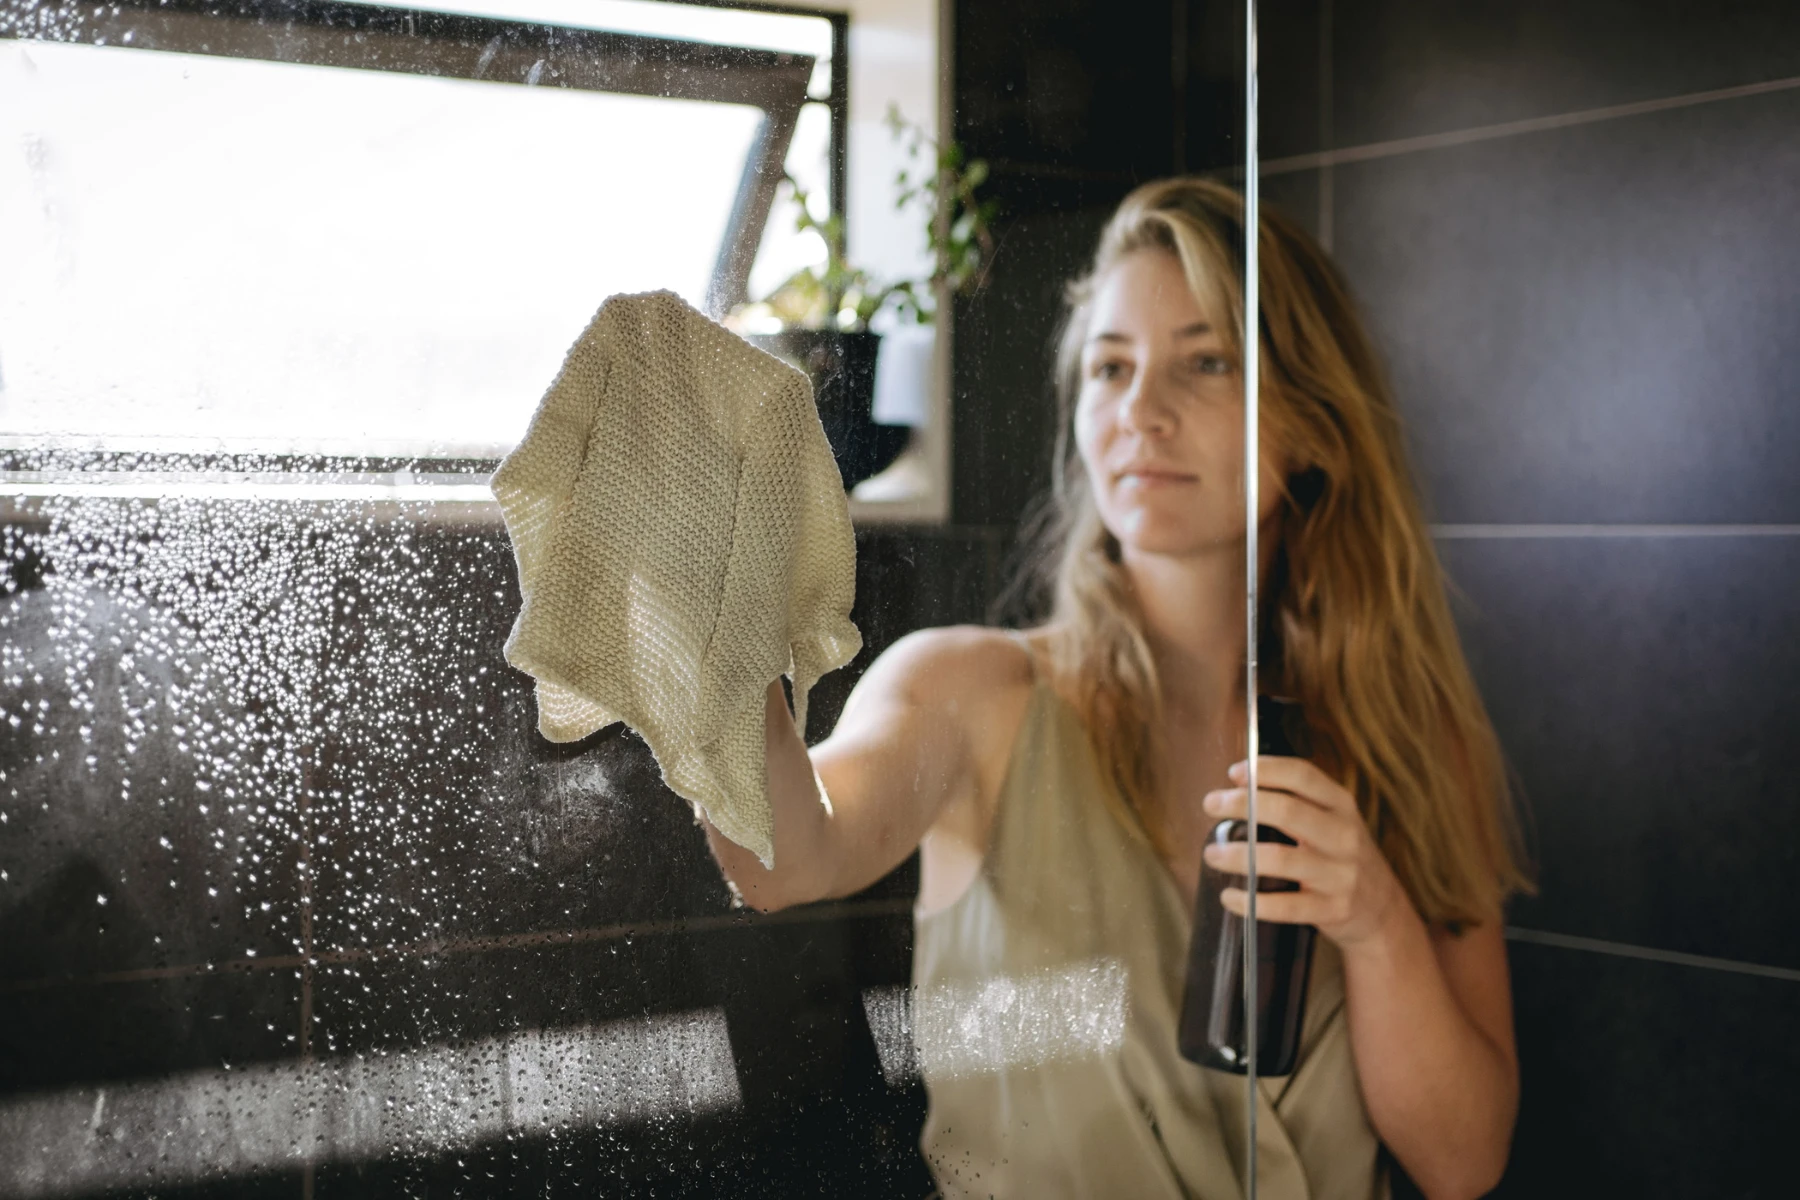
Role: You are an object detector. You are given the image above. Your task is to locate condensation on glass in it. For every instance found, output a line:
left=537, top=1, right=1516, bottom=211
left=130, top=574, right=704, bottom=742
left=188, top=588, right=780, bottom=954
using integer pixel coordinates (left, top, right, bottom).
left=0, top=0, right=911, bottom=1195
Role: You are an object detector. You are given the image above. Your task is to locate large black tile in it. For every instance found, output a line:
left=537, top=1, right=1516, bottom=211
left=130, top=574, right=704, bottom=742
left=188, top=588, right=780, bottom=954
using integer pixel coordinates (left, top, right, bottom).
left=306, top=910, right=911, bottom=1062
left=0, top=971, right=306, bottom=1196
left=0, top=525, right=309, bottom=982
left=2, top=1157, right=303, bottom=1200
left=1185, top=0, right=1324, bottom=168
left=1334, top=87, right=1800, bottom=523
left=306, top=518, right=954, bottom=954
left=1253, top=0, right=1327, bottom=162
left=302, top=914, right=924, bottom=1196
left=1439, top=535, right=1800, bottom=968
left=306, top=935, right=711, bottom=1061
left=801, top=529, right=1003, bottom=740
left=706, top=914, right=913, bottom=1109
left=1498, top=939, right=1796, bottom=1197
left=311, top=1078, right=931, bottom=1199
left=955, top=0, right=1178, bottom=197
left=953, top=205, right=1113, bottom=529
left=306, top=704, right=736, bottom=955
left=1333, top=0, right=1800, bottom=149
left=0, top=967, right=301, bottom=1091
left=0, top=917, right=918, bottom=1197
left=304, top=524, right=737, bottom=954
left=1259, top=166, right=1324, bottom=244
left=853, top=530, right=1000, bottom=647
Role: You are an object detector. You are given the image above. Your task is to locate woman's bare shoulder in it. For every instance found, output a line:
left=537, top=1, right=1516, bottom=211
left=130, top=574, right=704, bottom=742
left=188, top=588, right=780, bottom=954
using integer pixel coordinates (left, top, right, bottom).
left=849, top=625, right=1044, bottom=790
left=860, top=623, right=1039, bottom=709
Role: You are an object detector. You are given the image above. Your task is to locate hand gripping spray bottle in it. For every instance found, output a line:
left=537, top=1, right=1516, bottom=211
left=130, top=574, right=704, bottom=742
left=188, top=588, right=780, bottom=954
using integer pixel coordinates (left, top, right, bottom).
left=1177, top=695, right=1317, bottom=1075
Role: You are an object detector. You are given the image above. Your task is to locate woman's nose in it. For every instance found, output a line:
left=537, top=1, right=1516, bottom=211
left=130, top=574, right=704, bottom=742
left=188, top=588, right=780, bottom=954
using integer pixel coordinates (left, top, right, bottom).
left=1118, top=370, right=1177, bottom=436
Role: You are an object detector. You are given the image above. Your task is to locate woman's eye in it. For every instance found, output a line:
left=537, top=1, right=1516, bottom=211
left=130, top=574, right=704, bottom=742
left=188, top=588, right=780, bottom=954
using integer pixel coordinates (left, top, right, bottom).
left=1091, top=360, right=1128, bottom=381
left=1192, top=354, right=1232, bottom=376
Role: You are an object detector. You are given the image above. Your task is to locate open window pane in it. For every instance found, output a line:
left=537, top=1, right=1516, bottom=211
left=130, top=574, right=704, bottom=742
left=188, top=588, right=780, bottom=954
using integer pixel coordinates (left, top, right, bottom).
left=361, top=0, right=836, bottom=87
left=745, top=99, right=835, bottom=308
left=0, top=38, right=770, bottom=456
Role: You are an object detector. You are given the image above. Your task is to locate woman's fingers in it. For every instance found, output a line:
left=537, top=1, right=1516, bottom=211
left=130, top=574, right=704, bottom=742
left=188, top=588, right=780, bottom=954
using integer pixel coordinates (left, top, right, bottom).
left=1218, top=887, right=1322, bottom=925
left=1202, top=839, right=1327, bottom=886
left=1202, top=786, right=1353, bottom=854
left=1227, top=756, right=1357, bottom=815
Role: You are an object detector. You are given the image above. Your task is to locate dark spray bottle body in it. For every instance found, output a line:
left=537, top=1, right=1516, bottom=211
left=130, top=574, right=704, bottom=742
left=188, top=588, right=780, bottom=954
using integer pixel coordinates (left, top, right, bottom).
left=1177, top=695, right=1317, bottom=1075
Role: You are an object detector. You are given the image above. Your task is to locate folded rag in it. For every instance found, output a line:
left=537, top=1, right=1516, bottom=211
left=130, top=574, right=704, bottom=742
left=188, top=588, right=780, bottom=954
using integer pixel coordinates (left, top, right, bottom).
left=492, top=290, right=861, bottom=867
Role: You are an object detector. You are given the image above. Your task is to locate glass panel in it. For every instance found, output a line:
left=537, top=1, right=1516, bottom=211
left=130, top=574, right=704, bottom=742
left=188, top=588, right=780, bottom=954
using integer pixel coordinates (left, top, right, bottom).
left=27, top=0, right=1710, bottom=1194
left=1, top=2, right=900, bottom=1196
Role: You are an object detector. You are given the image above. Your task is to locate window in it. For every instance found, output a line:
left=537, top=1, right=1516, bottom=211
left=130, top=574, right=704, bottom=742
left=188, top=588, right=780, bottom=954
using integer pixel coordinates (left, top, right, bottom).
left=0, top=0, right=842, bottom=457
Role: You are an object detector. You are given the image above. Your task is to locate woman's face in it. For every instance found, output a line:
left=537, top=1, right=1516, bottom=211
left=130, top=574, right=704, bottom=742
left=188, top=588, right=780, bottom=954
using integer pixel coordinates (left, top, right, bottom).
left=1074, top=247, right=1285, bottom=560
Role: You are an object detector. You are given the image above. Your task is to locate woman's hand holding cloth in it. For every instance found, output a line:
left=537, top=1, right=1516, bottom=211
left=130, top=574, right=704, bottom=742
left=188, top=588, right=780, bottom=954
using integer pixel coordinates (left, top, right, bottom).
left=491, top=290, right=861, bottom=868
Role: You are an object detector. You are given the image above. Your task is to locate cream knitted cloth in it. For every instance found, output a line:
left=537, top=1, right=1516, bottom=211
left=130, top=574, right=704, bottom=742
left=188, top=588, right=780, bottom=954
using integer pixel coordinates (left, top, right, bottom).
left=492, top=290, right=861, bottom=867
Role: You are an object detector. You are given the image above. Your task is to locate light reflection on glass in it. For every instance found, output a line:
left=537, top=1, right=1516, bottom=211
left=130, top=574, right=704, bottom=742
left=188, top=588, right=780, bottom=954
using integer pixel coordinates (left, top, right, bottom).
left=0, top=1011, right=742, bottom=1198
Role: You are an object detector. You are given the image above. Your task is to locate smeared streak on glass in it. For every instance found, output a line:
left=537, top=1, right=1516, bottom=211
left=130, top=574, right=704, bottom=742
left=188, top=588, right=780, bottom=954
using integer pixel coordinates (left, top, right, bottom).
left=0, top=1009, right=741, bottom=1198
left=863, top=957, right=1129, bottom=1085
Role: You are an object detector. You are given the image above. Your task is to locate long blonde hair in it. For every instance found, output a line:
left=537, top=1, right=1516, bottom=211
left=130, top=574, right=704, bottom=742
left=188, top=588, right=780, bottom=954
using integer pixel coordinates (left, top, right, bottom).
left=1021, top=177, right=1530, bottom=926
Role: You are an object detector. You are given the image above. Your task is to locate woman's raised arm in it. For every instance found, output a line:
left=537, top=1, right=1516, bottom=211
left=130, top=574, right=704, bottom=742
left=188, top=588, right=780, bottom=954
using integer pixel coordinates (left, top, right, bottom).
left=702, top=626, right=1029, bottom=912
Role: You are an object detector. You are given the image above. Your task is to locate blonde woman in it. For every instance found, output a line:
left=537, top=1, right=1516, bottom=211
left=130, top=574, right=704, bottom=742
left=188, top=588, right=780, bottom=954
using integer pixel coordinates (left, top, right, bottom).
left=704, top=178, right=1530, bottom=1200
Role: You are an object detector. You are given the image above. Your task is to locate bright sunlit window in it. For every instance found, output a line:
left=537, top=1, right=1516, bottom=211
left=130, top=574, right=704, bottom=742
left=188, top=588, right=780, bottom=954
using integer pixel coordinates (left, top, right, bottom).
left=0, top=0, right=838, bottom=458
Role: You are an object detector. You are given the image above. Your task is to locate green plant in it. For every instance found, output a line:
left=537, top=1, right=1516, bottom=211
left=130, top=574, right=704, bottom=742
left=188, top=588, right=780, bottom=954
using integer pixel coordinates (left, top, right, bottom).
left=738, top=105, right=998, bottom=332
left=884, top=103, right=1000, bottom=322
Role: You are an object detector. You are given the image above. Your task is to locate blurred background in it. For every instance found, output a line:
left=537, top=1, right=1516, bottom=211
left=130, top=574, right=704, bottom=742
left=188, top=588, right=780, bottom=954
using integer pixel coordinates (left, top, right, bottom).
left=1, top=0, right=1796, bottom=1195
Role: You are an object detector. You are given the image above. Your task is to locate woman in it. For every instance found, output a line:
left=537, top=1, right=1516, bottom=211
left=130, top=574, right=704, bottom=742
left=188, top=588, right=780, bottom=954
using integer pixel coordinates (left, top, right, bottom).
left=704, top=178, right=1530, bottom=1200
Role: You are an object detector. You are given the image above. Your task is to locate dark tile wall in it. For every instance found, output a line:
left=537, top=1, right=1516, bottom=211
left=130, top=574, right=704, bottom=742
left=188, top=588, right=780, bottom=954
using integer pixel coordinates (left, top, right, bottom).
left=1330, top=0, right=1800, bottom=147
left=0, top=514, right=949, bottom=1199
left=1505, top=941, right=1798, bottom=1198
left=1442, top=536, right=1800, bottom=969
left=1333, top=87, right=1800, bottom=525
left=952, top=0, right=1178, bottom=203
left=950, top=206, right=1113, bottom=529
left=1263, top=1, right=1800, bottom=1195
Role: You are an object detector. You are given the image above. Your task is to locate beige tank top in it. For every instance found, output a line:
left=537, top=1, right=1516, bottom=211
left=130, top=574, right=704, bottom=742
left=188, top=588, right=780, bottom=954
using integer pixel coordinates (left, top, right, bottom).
left=912, top=650, right=1387, bottom=1200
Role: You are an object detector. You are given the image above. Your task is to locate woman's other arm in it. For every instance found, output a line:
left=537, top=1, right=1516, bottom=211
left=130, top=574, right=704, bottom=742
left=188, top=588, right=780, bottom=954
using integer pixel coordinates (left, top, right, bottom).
left=1341, top=907, right=1518, bottom=1199
left=1204, top=758, right=1518, bottom=1199
left=701, top=626, right=1027, bottom=913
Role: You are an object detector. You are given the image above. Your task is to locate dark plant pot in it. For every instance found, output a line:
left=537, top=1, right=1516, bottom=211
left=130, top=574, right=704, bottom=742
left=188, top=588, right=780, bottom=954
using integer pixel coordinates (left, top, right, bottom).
left=746, top=329, right=911, bottom=489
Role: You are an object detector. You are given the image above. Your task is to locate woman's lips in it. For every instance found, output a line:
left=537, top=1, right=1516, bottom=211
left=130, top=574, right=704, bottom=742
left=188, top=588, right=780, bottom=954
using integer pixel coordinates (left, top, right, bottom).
left=1117, top=469, right=1196, bottom=489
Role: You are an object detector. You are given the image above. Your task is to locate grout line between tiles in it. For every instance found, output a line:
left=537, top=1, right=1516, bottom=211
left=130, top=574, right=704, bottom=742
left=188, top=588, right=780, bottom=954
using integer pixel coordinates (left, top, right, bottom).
left=0, top=897, right=915, bottom=995
left=1262, top=73, right=1800, bottom=176
left=1505, top=926, right=1800, bottom=984
left=1316, top=0, right=1334, bottom=250
left=1431, top=524, right=1800, bottom=539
